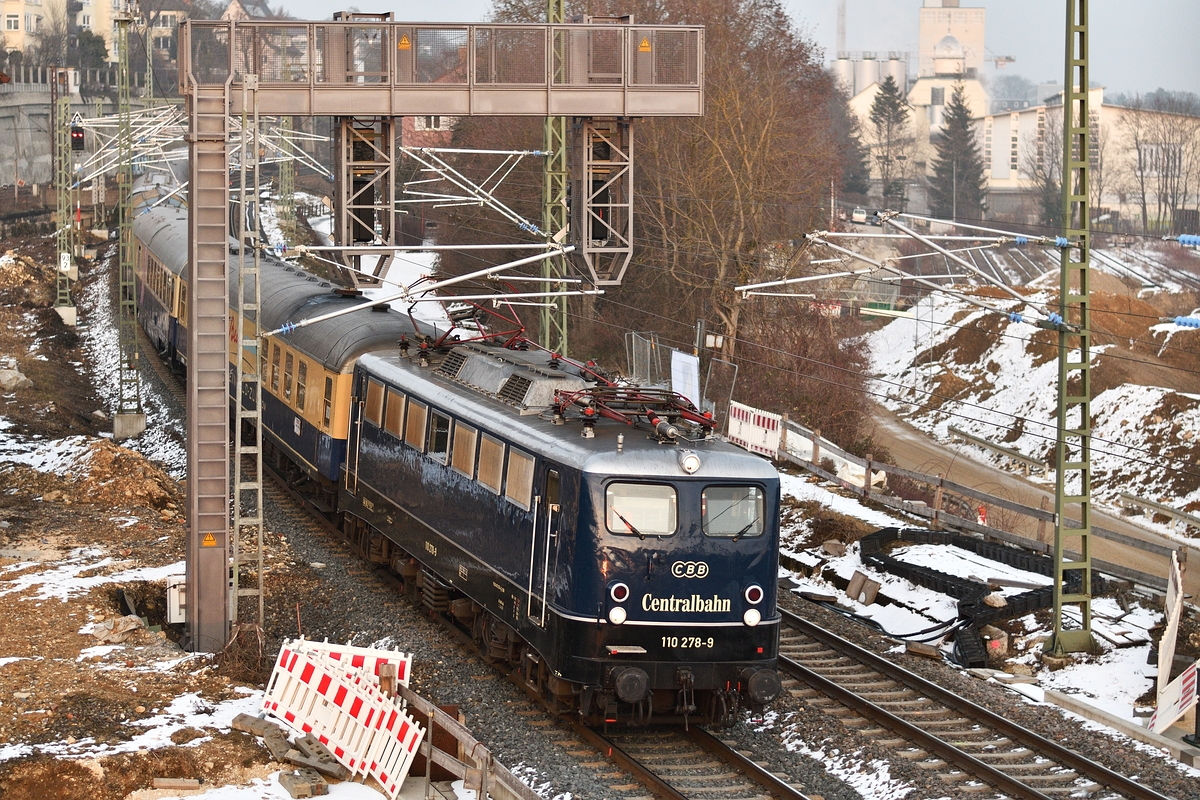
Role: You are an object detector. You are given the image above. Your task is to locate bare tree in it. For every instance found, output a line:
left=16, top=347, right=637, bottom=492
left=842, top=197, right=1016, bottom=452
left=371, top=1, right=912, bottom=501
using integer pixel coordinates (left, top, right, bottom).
left=27, top=0, right=69, bottom=66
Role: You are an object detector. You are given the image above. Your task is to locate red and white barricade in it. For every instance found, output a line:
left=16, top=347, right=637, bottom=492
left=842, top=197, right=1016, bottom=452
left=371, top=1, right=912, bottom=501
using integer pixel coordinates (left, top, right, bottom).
left=288, top=637, right=414, bottom=685
left=263, top=640, right=424, bottom=798
left=727, top=401, right=782, bottom=458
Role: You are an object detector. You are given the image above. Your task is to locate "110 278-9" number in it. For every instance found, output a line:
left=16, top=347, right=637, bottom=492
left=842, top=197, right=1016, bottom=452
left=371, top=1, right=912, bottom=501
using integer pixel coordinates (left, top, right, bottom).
left=662, top=636, right=714, bottom=648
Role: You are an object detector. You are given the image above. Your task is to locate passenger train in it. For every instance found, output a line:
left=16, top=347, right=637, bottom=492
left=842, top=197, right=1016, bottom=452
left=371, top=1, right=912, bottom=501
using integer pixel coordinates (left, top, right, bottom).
left=130, top=169, right=784, bottom=725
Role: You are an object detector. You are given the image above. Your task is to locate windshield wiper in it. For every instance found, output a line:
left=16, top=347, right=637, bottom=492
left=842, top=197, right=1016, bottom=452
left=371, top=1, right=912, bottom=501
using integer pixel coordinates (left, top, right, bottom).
left=611, top=507, right=646, bottom=540
left=731, top=518, right=759, bottom=542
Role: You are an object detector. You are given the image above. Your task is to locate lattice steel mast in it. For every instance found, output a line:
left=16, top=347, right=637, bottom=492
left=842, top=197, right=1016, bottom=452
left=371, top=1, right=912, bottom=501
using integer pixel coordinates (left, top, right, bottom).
left=277, top=115, right=296, bottom=244
left=232, top=77, right=266, bottom=628
left=52, top=68, right=76, bottom=326
left=540, top=0, right=570, bottom=356
left=115, top=11, right=146, bottom=439
left=1047, top=0, right=1096, bottom=655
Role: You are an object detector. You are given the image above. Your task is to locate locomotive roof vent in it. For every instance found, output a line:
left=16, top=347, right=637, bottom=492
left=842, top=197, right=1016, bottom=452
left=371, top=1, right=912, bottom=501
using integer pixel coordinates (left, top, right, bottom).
left=439, top=343, right=588, bottom=412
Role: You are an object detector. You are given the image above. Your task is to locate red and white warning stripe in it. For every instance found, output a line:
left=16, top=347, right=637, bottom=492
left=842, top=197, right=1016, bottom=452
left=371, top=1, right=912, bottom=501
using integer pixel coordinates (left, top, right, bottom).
left=263, top=641, right=425, bottom=797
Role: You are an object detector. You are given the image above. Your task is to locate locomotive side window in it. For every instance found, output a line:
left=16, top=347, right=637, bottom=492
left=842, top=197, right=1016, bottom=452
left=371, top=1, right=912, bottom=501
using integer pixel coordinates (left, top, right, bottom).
left=364, top=378, right=384, bottom=426
left=427, top=411, right=451, bottom=463
left=296, top=360, right=308, bottom=411
left=405, top=399, right=427, bottom=450
left=450, top=422, right=477, bottom=478
left=702, top=486, right=764, bottom=538
left=504, top=448, right=535, bottom=509
left=477, top=433, right=505, bottom=494
left=384, top=389, right=405, bottom=437
left=606, top=483, right=677, bottom=537
left=270, top=344, right=281, bottom=392
left=284, top=352, right=294, bottom=401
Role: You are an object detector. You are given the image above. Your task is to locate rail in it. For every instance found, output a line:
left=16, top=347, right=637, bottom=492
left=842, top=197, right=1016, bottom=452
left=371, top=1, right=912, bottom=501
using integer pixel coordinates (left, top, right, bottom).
left=776, top=416, right=1194, bottom=593
left=179, top=20, right=704, bottom=117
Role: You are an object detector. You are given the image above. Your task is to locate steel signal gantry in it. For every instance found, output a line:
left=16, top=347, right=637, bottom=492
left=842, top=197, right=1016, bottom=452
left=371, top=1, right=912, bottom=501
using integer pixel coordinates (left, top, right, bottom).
left=178, top=17, right=704, bottom=652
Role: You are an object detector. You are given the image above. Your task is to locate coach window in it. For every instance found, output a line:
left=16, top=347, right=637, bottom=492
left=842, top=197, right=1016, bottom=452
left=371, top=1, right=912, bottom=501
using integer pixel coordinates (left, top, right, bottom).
left=384, top=389, right=405, bottom=437
left=504, top=448, right=535, bottom=510
left=450, top=422, right=477, bottom=478
left=270, top=344, right=281, bottom=392
left=606, top=483, right=677, bottom=537
left=296, top=360, right=308, bottom=411
left=323, top=376, right=333, bottom=426
left=405, top=399, right=427, bottom=450
left=364, top=378, right=384, bottom=426
left=701, top=486, right=764, bottom=538
left=477, top=433, right=505, bottom=494
left=284, top=352, right=294, bottom=402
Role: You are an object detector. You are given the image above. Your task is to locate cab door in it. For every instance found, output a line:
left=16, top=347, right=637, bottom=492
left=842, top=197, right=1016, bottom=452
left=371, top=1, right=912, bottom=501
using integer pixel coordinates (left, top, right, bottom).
left=527, top=468, right=560, bottom=627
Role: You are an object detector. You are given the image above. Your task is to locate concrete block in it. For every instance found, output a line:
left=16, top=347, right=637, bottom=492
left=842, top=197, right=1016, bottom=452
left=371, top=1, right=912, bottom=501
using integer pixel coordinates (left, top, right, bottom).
left=981, top=624, right=1009, bottom=658
left=263, top=731, right=293, bottom=762
left=113, top=412, right=147, bottom=440
left=54, top=305, right=77, bottom=326
left=285, top=748, right=349, bottom=780
left=279, top=768, right=329, bottom=798
left=232, top=712, right=283, bottom=737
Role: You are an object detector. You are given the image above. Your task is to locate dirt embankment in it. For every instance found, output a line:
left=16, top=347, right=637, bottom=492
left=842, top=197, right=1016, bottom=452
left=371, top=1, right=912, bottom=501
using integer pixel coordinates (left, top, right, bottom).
left=0, top=240, right=278, bottom=799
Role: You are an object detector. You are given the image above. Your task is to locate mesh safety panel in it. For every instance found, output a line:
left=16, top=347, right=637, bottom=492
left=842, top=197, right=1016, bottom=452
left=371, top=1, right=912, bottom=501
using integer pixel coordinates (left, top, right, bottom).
left=189, top=25, right=230, bottom=86
left=630, top=29, right=699, bottom=86
left=415, top=28, right=468, bottom=84
left=234, top=26, right=310, bottom=83
left=475, top=28, right=546, bottom=85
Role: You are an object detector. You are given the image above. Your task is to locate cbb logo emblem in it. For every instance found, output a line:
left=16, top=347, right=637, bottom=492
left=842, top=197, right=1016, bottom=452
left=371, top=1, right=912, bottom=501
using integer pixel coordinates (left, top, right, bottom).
left=671, top=560, right=709, bottom=578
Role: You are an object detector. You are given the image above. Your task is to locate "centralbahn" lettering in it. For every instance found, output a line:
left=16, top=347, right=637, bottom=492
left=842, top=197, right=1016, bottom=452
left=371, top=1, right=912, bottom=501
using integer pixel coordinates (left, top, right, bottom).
left=641, top=593, right=731, bottom=613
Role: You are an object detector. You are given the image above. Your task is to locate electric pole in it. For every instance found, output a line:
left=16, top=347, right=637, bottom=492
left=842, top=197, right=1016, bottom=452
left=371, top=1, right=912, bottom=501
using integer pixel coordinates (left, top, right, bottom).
left=1046, top=0, right=1096, bottom=656
left=114, top=9, right=146, bottom=439
left=540, top=0, right=570, bottom=356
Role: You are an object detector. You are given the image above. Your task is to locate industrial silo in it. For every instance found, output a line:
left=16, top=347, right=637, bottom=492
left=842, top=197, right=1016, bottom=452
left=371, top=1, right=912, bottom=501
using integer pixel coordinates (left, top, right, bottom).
left=854, top=54, right=879, bottom=94
left=881, top=53, right=907, bottom=93
left=832, top=54, right=856, bottom=95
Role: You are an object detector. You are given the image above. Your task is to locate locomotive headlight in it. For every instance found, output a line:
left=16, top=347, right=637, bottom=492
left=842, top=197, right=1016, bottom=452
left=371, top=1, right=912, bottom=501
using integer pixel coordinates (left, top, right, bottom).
left=677, top=450, right=701, bottom=474
left=743, top=608, right=761, bottom=627
left=744, top=584, right=764, bottom=605
left=609, top=583, right=630, bottom=603
left=608, top=606, right=628, bottom=625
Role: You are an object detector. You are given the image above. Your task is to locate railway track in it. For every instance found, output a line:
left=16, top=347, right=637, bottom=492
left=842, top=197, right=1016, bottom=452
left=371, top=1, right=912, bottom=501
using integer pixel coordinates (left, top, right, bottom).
left=581, top=725, right=813, bottom=800
left=778, top=607, right=1175, bottom=800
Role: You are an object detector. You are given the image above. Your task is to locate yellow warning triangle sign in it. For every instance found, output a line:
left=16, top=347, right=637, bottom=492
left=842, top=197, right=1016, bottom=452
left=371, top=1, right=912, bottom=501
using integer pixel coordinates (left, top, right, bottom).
left=398, top=34, right=411, bottom=50
left=202, top=532, right=218, bottom=547
left=638, top=37, right=652, bottom=53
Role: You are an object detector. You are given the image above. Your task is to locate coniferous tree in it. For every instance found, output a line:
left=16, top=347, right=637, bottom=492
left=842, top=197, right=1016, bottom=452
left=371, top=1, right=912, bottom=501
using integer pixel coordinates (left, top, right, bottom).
left=928, top=83, right=987, bottom=220
left=868, top=74, right=911, bottom=205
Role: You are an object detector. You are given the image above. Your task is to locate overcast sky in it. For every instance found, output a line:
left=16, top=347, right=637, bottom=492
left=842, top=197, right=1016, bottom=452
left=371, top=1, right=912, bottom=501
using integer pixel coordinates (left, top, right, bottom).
left=281, top=0, right=1198, bottom=98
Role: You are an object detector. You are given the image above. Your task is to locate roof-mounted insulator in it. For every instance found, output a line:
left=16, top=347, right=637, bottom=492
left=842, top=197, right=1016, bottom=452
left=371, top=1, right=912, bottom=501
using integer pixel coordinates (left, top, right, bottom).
left=582, top=407, right=596, bottom=439
left=398, top=336, right=410, bottom=359
left=418, top=342, right=430, bottom=367
left=646, top=410, right=679, bottom=443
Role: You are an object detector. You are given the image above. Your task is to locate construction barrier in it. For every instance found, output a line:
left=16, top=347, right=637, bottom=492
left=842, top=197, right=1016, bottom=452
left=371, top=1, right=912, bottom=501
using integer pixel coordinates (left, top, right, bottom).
left=290, top=637, right=413, bottom=685
left=726, top=401, right=782, bottom=458
left=264, top=640, right=423, bottom=799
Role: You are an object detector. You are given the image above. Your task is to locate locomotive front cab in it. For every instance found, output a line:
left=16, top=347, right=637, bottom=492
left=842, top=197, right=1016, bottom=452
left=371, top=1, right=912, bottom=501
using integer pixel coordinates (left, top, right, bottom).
left=566, top=451, right=782, bottom=724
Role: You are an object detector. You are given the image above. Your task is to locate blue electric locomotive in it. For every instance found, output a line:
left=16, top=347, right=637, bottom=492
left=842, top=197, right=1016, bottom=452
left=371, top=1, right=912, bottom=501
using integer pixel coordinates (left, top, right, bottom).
left=341, top=344, right=783, bottom=724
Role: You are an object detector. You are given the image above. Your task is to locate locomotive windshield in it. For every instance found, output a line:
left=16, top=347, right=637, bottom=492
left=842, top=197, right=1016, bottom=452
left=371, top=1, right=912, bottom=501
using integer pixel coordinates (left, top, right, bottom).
left=702, top=485, right=764, bottom=538
left=606, top=483, right=677, bottom=537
